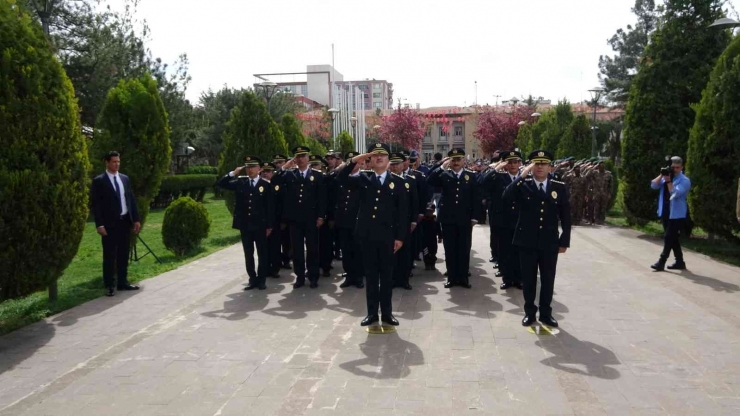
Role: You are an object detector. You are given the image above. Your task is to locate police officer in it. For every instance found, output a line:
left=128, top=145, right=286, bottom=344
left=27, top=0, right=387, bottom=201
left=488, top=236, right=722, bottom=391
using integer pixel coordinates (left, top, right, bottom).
left=405, top=150, right=428, bottom=265
left=276, top=147, right=327, bottom=289
left=217, top=156, right=274, bottom=290
left=338, top=143, right=408, bottom=327
left=390, top=152, right=418, bottom=290
left=503, top=150, right=571, bottom=327
left=427, top=148, right=482, bottom=289
left=260, top=162, right=283, bottom=278
left=481, top=150, right=523, bottom=290
left=311, top=154, right=334, bottom=277
left=336, top=151, right=365, bottom=289
left=272, top=154, right=292, bottom=270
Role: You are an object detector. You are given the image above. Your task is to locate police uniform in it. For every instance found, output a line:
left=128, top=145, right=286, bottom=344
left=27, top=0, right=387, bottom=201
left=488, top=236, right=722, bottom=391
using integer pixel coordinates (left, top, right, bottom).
left=338, top=143, right=408, bottom=326
left=272, top=154, right=292, bottom=269
left=404, top=150, right=428, bottom=265
left=311, top=155, right=334, bottom=276
left=481, top=151, right=523, bottom=290
left=216, top=156, right=274, bottom=290
left=336, top=152, right=364, bottom=289
left=427, top=148, right=483, bottom=288
left=275, top=147, right=327, bottom=288
left=261, top=162, right=283, bottom=278
left=392, top=153, right=418, bottom=290
left=503, top=150, right=571, bottom=327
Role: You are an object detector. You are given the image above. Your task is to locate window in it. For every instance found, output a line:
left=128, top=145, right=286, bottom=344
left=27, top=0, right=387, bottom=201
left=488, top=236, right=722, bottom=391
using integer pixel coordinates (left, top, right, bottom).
left=300, top=85, right=307, bottom=96
left=374, top=102, right=382, bottom=108
left=439, top=127, right=447, bottom=137
left=425, top=128, right=431, bottom=137
left=373, top=92, right=381, bottom=98
left=373, top=83, right=381, bottom=90
left=358, top=84, right=368, bottom=90
left=364, top=102, right=371, bottom=109
left=364, top=93, right=369, bottom=99
left=454, top=126, right=463, bottom=136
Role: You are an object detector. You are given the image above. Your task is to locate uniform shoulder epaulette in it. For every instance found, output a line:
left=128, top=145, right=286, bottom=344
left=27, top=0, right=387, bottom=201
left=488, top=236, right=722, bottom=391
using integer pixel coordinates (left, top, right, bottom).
left=312, top=168, right=322, bottom=173
left=464, top=168, right=475, bottom=173
left=360, top=169, right=372, bottom=173
left=237, top=175, right=249, bottom=179
left=406, top=174, right=416, bottom=181
left=524, top=177, right=533, bottom=181
left=391, top=172, right=403, bottom=178
left=552, top=179, right=565, bottom=185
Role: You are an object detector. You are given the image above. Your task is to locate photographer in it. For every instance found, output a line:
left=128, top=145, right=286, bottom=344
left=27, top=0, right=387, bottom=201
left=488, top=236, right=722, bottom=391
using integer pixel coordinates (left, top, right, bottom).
left=650, top=156, right=691, bottom=271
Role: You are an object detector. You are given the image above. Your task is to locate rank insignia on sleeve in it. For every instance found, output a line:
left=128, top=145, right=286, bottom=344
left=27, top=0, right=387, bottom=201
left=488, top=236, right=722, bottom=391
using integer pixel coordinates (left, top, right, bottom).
left=405, top=182, right=410, bottom=189
left=310, top=176, right=314, bottom=182
left=274, top=185, right=279, bottom=191
left=389, top=182, right=395, bottom=189
left=551, top=191, right=557, bottom=199
left=259, top=186, right=264, bottom=193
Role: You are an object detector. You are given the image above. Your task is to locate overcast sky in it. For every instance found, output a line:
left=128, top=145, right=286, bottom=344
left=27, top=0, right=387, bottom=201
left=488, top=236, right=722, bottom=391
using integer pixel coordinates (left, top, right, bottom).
left=107, top=0, right=739, bottom=108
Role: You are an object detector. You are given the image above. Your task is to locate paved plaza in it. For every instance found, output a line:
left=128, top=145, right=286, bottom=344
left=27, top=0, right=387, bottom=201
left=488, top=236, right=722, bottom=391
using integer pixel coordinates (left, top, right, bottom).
left=1, top=225, right=739, bottom=415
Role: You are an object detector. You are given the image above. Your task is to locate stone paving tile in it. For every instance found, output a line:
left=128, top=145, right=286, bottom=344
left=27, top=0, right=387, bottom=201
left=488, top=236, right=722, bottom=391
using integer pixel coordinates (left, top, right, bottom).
left=1, top=226, right=740, bottom=415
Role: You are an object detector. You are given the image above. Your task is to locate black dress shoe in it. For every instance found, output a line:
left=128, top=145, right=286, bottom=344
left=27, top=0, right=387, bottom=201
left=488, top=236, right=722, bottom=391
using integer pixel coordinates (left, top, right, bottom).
left=339, top=280, right=353, bottom=288
left=539, top=316, right=559, bottom=327
left=244, top=284, right=257, bottom=291
left=495, top=271, right=503, bottom=278
left=467, top=271, right=471, bottom=277
left=402, top=284, right=412, bottom=290
left=444, top=281, right=455, bottom=288
left=493, top=263, right=499, bottom=269
left=489, top=257, right=496, bottom=263
left=361, top=315, right=379, bottom=326
left=355, top=282, right=365, bottom=289
left=667, top=262, right=686, bottom=270
left=500, top=282, right=514, bottom=290
left=459, top=283, right=472, bottom=289
left=258, top=284, right=267, bottom=290
left=271, top=273, right=280, bottom=279
left=118, top=284, right=140, bottom=291
left=381, top=315, right=399, bottom=326
left=293, top=281, right=305, bottom=289
left=522, top=315, right=536, bottom=326
left=650, top=262, right=665, bottom=272
left=340, top=272, right=348, bottom=278
left=106, top=288, right=115, bottom=297
left=310, top=281, right=319, bottom=289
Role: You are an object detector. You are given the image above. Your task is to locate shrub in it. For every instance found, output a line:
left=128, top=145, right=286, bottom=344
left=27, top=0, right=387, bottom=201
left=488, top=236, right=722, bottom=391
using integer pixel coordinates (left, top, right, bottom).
left=154, top=174, right=216, bottom=207
left=687, top=36, right=740, bottom=241
left=162, top=197, right=211, bottom=256
left=0, top=2, right=91, bottom=300
left=557, top=115, right=591, bottom=160
left=90, top=73, right=171, bottom=228
left=185, top=165, right=218, bottom=175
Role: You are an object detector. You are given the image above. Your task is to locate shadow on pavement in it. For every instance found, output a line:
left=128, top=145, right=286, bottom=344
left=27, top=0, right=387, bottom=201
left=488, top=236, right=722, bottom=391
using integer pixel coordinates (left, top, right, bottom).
left=260, top=286, right=330, bottom=320
left=339, top=332, right=424, bottom=379
left=444, top=249, right=502, bottom=319
left=200, top=288, right=272, bottom=321
left=675, top=269, right=740, bottom=293
left=0, top=321, right=55, bottom=376
left=51, top=289, right=142, bottom=327
left=537, top=330, right=621, bottom=380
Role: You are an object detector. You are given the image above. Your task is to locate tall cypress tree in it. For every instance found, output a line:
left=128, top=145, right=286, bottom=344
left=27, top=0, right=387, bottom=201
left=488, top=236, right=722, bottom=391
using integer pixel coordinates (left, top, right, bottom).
left=281, top=113, right=307, bottom=150
left=621, top=0, right=728, bottom=225
left=686, top=35, right=740, bottom=241
left=557, top=115, right=592, bottom=159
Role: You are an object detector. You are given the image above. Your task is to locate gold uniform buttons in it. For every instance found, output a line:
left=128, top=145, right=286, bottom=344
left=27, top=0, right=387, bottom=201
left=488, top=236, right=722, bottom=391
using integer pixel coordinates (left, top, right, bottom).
left=372, top=215, right=376, bottom=218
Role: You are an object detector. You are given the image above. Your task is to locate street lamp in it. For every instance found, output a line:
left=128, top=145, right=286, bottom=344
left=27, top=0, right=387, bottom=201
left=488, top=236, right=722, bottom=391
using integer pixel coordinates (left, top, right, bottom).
left=328, top=107, right=340, bottom=150
left=709, top=17, right=740, bottom=29
left=254, top=81, right=280, bottom=108
left=588, top=87, right=605, bottom=157
left=31, top=0, right=55, bottom=35
left=350, top=115, right=357, bottom=145
left=509, top=97, right=519, bottom=107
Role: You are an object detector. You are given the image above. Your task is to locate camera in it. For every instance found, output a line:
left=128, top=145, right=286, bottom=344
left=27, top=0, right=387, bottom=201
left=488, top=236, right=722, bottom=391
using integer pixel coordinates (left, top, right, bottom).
left=660, top=155, right=671, bottom=177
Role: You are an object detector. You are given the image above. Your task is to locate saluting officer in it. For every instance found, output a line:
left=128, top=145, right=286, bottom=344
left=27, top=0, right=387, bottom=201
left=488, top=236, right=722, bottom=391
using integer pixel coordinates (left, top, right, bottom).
left=217, top=156, right=274, bottom=290
left=390, top=152, right=418, bottom=290
left=317, top=153, right=337, bottom=277
left=272, top=154, right=292, bottom=270
left=427, top=148, right=482, bottom=288
left=338, top=143, right=408, bottom=327
left=260, top=162, right=283, bottom=278
left=336, top=151, right=365, bottom=289
left=481, top=150, right=523, bottom=290
left=405, top=150, right=428, bottom=265
left=276, top=147, right=327, bottom=289
left=503, top=150, right=571, bottom=328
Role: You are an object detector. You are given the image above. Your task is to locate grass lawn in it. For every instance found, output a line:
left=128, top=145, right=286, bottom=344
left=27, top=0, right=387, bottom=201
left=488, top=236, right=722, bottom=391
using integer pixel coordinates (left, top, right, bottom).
left=0, top=193, right=240, bottom=335
left=606, top=188, right=740, bottom=267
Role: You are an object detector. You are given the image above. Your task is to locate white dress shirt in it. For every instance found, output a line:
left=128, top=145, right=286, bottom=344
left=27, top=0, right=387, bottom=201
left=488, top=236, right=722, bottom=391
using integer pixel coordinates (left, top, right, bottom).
left=375, top=170, right=388, bottom=185
left=106, top=171, right=128, bottom=216
left=298, top=167, right=310, bottom=179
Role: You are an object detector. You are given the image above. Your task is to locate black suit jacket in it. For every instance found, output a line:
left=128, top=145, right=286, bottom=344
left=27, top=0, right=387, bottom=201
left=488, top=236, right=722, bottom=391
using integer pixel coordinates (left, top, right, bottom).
left=481, top=170, right=519, bottom=229
left=334, top=172, right=362, bottom=230
left=503, top=176, right=571, bottom=252
left=427, top=166, right=483, bottom=225
left=338, top=162, right=408, bottom=242
left=275, top=168, right=327, bottom=223
left=407, top=168, right=428, bottom=217
left=217, top=174, right=274, bottom=231
left=91, top=172, right=140, bottom=229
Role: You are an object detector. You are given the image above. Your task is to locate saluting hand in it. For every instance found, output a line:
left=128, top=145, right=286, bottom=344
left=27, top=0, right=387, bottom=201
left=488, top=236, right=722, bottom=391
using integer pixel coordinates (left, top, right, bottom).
left=316, top=218, right=324, bottom=228
left=393, top=240, right=403, bottom=253
left=352, top=152, right=374, bottom=163
left=266, top=228, right=272, bottom=237
left=283, top=158, right=296, bottom=169
left=232, top=166, right=244, bottom=176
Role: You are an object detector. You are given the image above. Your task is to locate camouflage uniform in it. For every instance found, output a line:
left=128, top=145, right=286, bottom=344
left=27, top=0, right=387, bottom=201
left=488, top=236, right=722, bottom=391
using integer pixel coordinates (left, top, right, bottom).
left=582, top=168, right=597, bottom=223
left=594, top=170, right=612, bottom=223
left=564, top=170, right=587, bottom=225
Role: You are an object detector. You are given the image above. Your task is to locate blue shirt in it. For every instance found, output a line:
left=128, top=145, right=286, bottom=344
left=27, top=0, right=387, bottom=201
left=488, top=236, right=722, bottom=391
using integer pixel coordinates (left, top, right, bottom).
left=651, top=172, right=691, bottom=219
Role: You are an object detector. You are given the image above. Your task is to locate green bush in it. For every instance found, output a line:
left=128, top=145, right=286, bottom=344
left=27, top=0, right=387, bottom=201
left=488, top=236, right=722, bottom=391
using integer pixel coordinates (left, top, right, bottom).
left=90, top=73, right=172, bottom=228
left=218, top=91, right=288, bottom=214
left=557, top=115, right=591, bottom=160
left=281, top=113, right=307, bottom=150
left=687, top=36, right=740, bottom=241
left=0, top=1, right=91, bottom=300
left=154, top=174, right=216, bottom=207
left=185, top=165, right=218, bottom=175
left=621, top=0, right=728, bottom=225
left=162, top=197, right=211, bottom=256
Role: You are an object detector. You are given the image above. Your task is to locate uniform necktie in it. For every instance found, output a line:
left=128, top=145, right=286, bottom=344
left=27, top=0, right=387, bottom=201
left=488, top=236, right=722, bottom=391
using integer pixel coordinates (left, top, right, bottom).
left=376, top=174, right=382, bottom=187
left=113, top=175, right=123, bottom=214
left=539, top=182, right=545, bottom=196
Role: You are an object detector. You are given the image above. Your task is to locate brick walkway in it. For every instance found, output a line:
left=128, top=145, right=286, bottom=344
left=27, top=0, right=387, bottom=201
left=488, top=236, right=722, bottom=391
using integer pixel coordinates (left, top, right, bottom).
left=1, top=225, right=739, bottom=415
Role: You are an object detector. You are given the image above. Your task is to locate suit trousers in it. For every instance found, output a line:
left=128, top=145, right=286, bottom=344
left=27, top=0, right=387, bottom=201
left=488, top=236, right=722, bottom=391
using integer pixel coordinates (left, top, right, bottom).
left=518, top=247, right=559, bottom=318
left=497, top=227, right=520, bottom=284
left=333, top=227, right=342, bottom=258
left=488, top=209, right=499, bottom=258
left=268, top=226, right=282, bottom=275
left=393, top=231, right=412, bottom=286
left=101, top=217, right=132, bottom=289
left=318, top=223, right=333, bottom=272
left=442, top=223, right=472, bottom=285
left=339, top=227, right=363, bottom=284
left=290, top=222, right=319, bottom=283
left=240, top=228, right=268, bottom=285
left=280, top=225, right=291, bottom=266
left=360, top=238, right=395, bottom=316
left=661, top=218, right=685, bottom=262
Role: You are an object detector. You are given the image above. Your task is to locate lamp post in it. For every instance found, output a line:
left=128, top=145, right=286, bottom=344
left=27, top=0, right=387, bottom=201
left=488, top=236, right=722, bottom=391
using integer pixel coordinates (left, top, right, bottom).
left=350, top=115, right=357, bottom=151
left=709, top=17, right=740, bottom=29
left=254, top=81, right=280, bottom=111
left=328, top=107, right=340, bottom=150
left=31, top=0, right=55, bottom=35
left=588, top=87, right=605, bottom=157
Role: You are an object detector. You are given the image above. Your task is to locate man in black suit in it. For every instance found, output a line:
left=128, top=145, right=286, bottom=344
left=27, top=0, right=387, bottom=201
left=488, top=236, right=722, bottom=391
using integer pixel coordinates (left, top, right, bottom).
left=91, top=151, right=141, bottom=297
left=314, top=154, right=335, bottom=277
left=427, top=148, right=482, bottom=289
left=481, top=150, right=523, bottom=290
left=217, top=156, right=274, bottom=290
left=338, top=143, right=408, bottom=327
left=260, top=162, right=283, bottom=279
left=405, top=150, right=428, bottom=265
left=276, top=147, right=327, bottom=289
left=390, top=152, right=418, bottom=290
left=336, top=151, right=365, bottom=289
left=272, top=154, right=292, bottom=270
left=503, top=150, right=571, bottom=328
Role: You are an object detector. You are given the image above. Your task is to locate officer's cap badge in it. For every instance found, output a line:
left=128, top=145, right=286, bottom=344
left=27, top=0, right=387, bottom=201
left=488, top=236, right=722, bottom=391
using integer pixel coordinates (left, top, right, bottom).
left=376, top=143, right=382, bottom=148
left=538, top=151, right=545, bottom=157
left=246, top=157, right=251, bottom=161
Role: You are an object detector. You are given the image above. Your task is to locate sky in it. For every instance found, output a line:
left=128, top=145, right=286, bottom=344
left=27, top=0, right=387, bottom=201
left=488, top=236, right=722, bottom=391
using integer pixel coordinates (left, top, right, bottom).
left=107, top=0, right=739, bottom=108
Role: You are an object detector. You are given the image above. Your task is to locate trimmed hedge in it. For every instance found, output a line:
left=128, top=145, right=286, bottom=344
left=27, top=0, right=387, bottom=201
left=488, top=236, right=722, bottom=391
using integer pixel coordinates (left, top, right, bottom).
left=185, top=165, right=218, bottom=175
left=153, top=174, right=217, bottom=207
left=162, top=197, right=211, bottom=256
left=0, top=1, right=91, bottom=300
